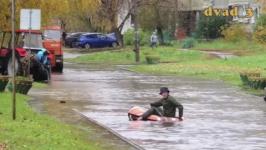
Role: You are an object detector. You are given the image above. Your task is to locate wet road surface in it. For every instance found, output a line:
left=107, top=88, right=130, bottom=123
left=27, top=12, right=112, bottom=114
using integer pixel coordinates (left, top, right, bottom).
left=30, top=62, right=266, bottom=150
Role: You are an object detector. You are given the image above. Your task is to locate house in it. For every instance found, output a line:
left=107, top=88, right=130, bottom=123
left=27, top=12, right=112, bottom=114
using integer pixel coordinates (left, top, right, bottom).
left=176, top=0, right=261, bottom=37
left=228, top=0, right=260, bottom=24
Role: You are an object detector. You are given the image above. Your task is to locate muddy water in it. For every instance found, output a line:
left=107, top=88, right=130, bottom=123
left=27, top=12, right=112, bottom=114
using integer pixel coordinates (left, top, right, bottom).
left=29, top=63, right=266, bottom=150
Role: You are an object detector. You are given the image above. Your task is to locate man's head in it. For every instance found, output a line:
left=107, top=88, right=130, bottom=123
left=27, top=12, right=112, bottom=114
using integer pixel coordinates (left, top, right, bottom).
left=159, top=87, right=170, bottom=98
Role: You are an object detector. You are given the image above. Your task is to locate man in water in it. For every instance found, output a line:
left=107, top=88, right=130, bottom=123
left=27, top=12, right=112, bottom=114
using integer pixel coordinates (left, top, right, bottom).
left=138, top=87, right=183, bottom=120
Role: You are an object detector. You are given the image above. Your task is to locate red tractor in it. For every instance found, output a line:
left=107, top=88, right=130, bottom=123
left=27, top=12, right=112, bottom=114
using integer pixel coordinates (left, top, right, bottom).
left=0, top=30, right=51, bottom=81
left=43, top=26, right=64, bottom=73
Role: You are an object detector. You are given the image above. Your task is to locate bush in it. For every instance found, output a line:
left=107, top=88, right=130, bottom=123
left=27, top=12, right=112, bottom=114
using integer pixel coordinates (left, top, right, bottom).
left=240, top=72, right=261, bottom=86
left=7, top=76, right=33, bottom=95
left=0, top=76, right=9, bottom=92
left=221, top=24, right=248, bottom=42
left=253, top=14, right=266, bottom=44
left=195, top=15, right=228, bottom=39
left=145, top=55, right=160, bottom=64
left=123, top=29, right=151, bottom=46
left=254, top=27, right=266, bottom=44
left=124, top=29, right=134, bottom=45
left=248, top=77, right=266, bottom=89
left=255, top=14, right=266, bottom=29
left=182, top=38, right=196, bottom=48
left=239, top=71, right=266, bottom=89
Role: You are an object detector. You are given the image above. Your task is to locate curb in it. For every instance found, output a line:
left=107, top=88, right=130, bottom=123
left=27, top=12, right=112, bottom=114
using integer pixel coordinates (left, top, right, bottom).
left=73, top=109, right=145, bottom=150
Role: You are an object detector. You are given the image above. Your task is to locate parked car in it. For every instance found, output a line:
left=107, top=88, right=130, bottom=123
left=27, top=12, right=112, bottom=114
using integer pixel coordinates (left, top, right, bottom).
left=65, top=32, right=84, bottom=48
left=75, top=33, right=118, bottom=49
left=106, top=32, right=116, bottom=40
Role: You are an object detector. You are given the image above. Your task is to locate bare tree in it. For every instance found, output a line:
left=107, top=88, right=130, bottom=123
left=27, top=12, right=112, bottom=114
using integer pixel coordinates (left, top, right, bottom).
left=99, top=0, right=146, bottom=46
left=138, top=0, right=180, bottom=44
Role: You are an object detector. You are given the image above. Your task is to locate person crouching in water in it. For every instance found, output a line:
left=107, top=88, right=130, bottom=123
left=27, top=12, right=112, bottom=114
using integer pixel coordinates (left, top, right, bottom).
left=138, top=87, right=183, bottom=121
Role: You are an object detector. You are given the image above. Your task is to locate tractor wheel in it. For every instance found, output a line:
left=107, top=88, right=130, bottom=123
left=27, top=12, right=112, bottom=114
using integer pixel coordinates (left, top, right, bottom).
left=33, top=65, right=49, bottom=82
left=43, top=68, right=50, bottom=82
left=7, top=54, right=22, bottom=76
left=0, top=58, right=7, bottom=75
left=55, top=63, right=63, bottom=73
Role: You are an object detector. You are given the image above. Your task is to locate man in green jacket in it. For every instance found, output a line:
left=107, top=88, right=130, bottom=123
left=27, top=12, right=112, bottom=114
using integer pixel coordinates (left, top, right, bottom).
left=138, top=87, right=183, bottom=121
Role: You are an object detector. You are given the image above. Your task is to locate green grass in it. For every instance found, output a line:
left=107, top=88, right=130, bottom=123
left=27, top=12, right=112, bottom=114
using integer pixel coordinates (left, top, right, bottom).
left=32, top=82, right=47, bottom=89
left=67, top=47, right=135, bottom=64
left=67, top=39, right=265, bottom=65
left=0, top=92, right=102, bottom=150
left=67, top=46, right=204, bottom=64
left=194, top=39, right=265, bottom=54
left=130, top=52, right=266, bottom=87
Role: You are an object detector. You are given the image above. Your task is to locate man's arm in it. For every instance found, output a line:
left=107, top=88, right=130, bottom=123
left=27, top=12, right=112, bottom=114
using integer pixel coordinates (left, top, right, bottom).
left=137, top=100, right=162, bottom=120
left=150, top=99, right=163, bottom=107
left=170, top=99, right=183, bottom=118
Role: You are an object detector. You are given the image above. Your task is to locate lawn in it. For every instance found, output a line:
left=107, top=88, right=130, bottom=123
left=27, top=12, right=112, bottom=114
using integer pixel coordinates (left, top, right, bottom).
left=0, top=92, right=103, bottom=150
left=32, top=82, right=48, bottom=89
left=67, top=46, right=204, bottom=64
left=193, top=39, right=265, bottom=55
left=130, top=54, right=266, bottom=86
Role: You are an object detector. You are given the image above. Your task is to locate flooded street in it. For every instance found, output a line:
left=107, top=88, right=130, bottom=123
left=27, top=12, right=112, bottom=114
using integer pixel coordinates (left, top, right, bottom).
left=29, top=61, right=266, bottom=150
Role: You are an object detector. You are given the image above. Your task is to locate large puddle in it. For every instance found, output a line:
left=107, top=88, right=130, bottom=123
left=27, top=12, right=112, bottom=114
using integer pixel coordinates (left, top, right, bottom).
left=29, top=63, right=266, bottom=150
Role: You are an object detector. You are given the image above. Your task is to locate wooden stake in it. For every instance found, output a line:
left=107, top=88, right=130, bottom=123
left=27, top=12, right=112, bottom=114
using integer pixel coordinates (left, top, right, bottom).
left=11, top=0, right=16, bottom=120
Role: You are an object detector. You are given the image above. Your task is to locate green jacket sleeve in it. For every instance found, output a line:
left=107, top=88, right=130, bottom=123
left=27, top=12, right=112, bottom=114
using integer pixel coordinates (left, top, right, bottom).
left=150, top=99, right=163, bottom=107
left=170, top=98, right=183, bottom=118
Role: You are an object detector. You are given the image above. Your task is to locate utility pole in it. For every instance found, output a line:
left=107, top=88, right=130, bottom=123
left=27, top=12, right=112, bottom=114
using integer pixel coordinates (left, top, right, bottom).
left=11, top=0, right=16, bottom=120
left=133, top=0, right=140, bottom=63
left=28, top=9, right=32, bottom=78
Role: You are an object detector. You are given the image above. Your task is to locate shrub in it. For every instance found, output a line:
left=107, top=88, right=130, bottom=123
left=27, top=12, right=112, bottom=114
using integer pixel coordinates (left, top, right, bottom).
left=162, top=41, right=174, bottom=47
left=239, top=71, right=266, bottom=89
left=0, top=76, right=9, bottom=92
left=123, top=29, right=151, bottom=46
left=254, top=14, right=266, bottom=44
left=7, top=76, right=33, bottom=95
left=195, top=15, right=228, bottom=39
left=255, top=14, right=266, bottom=29
left=248, top=77, right=266, bottom=89
left=240, top=72, right=261, bottom=86
left=221, top=24, right=248, bottom=42
left=254, top=27, right=266, bottom=44
left=182, top=38, right=196, bottom=48
left=145, top=55, right=160, bottom=64
left=139, top=30, right=150, bottom=46
left=162, top=31, right=175, bottom=45
left=124, top=29, right=134, bottom=45
left=143, top=51, right=152, bottom=56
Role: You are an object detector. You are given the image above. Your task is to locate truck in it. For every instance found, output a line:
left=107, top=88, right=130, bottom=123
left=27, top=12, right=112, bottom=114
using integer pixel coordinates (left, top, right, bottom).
left=0, top=30, right=51, bottom=81
left=42, top=26, right=63, bottom=73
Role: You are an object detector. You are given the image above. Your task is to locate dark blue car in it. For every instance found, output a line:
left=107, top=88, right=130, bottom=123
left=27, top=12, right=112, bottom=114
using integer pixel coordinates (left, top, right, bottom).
left=75, top=33, right=118, bottom=49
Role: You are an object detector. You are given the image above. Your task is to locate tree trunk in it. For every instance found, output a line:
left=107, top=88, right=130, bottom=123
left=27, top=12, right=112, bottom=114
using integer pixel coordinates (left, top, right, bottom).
left=156, top=26, right=164, bottom=45
left=134, top=29, right=140, bottom=62
left=113, top=28, right=124, bottom=47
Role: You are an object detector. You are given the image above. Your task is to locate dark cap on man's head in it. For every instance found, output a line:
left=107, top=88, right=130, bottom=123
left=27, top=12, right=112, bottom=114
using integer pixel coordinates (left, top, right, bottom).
left=159, top=87, right=170, bottom=95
